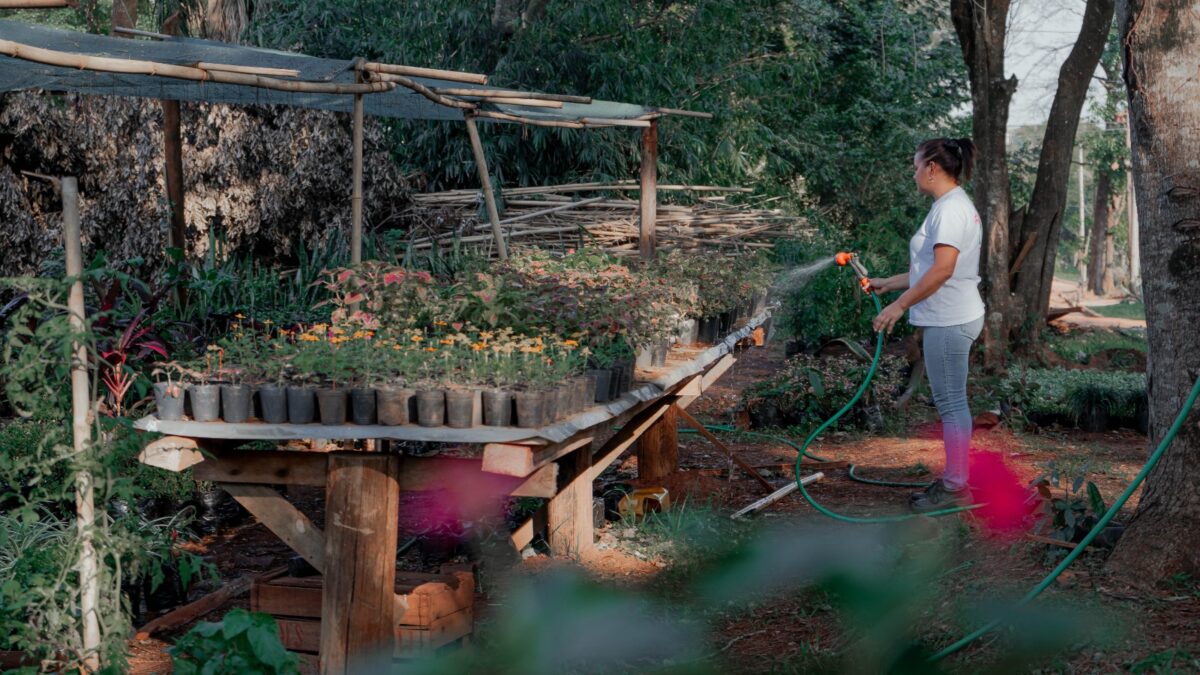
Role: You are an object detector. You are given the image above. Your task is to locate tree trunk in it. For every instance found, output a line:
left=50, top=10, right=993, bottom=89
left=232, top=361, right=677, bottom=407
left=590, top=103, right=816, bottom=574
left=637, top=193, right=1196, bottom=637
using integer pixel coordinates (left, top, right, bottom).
left=1088, top=169, right=1123, bottom=296
left=1106, top=0, right=1200, bottom=583
left=950, top=0, right=1016, bottom=369
left=111, top=0, right=137, bottom=35
left=951, top=0, right=1114, bottom=367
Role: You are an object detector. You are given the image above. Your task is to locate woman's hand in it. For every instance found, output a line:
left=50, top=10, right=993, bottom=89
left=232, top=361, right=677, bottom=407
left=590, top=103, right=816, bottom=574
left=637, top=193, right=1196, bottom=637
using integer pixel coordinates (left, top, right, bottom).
left=867, top=277, right=891, bottom=293
left=872, top=301, right=906, bottom=334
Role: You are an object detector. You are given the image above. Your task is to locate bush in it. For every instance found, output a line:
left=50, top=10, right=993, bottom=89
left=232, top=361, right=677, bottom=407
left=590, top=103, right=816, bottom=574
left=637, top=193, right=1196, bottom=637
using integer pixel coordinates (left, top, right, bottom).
left=1002, top=367, right=1145, bottom=427
left=1044, top=328, right=1146, bottom=367
left=170, top=609, right=300, bottom=675
left=744, top=351, right=907, bottom=431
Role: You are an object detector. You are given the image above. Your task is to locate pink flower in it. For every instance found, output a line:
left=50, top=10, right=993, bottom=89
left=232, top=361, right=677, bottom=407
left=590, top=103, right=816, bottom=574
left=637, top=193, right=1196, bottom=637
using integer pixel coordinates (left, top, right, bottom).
left=384, top=272, right=404, bottom=286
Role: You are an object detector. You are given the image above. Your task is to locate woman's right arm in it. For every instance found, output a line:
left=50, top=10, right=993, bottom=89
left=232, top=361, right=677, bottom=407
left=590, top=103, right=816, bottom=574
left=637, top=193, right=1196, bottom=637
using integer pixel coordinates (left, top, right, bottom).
left=867, top=273, right=909, bottom=293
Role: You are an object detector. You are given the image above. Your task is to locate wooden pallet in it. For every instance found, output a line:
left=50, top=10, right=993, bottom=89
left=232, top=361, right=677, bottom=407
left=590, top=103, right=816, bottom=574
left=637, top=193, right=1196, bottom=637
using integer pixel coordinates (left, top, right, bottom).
left=251, top=569, right=474, bottom=657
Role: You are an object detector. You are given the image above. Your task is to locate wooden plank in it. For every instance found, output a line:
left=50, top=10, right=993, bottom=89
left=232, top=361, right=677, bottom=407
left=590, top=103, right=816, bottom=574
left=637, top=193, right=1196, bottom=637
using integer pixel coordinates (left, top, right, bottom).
left=637, top=402, right=678, bottom=481
left=482, top=435, right=593, bottom=478
left=731, top=473, right=825, bottom=519
left=253, top=571, right=473, bottom=628
left=548, top=443, right=593, bottom=557
left=194, top=449, right=328, bottom=486
left=135, top=566, right=286, bottom=640
left=511, top=505, right=548, bottom=552
left=320, top=453, right=401, bottom=675
left=678, top=354, right=736, bottom=410
left=675, top=406, right=774, bottom=493
left=275, top=608, right=472, bottom=657
left=138, top=435, right=204, bottom=472
left=512, top=463, right=558, bottom=498
left=588, top=395, right=678, bottom=481
left=222, top=483, right=326, bottom=573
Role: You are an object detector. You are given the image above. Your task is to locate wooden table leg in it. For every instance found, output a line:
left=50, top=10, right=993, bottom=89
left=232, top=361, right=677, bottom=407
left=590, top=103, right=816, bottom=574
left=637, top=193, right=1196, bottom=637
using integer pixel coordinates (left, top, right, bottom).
left=637, top=403, right=678, bottom=481
left=320, top=453, right=400, bottom=674
left=548, top=442, right=594, bottom=558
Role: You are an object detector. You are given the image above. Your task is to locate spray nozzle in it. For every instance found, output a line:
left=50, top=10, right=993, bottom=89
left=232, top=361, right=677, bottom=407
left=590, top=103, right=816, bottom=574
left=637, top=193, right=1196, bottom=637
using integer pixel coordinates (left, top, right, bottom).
left=835, top=251, right=873, bottom=293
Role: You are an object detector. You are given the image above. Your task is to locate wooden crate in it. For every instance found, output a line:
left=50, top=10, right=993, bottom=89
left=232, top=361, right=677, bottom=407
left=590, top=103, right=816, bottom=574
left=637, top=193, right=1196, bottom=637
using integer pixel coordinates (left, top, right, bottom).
left=251, top=569, right=474, bottom=657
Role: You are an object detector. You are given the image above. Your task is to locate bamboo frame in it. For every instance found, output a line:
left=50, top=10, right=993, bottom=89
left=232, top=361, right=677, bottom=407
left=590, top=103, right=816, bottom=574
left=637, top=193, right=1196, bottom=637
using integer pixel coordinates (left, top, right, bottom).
left=639, top=120, right=658, bottom=260
left=362, top=71, right=477, bottom=110
left=462, top=96, right=564, bottom=108
left=0, top=0, right=70, bottom=6
left=193, top=62, right=300, bottom=78
left=654, top=107, right=714, bottom=119
left=463, top=113, right=508, bottom=260
left=0, top=39, right=395, bottom=95
left=432, top=87, right=591, bottom=104
left=359, top=61, right=487, bottom=85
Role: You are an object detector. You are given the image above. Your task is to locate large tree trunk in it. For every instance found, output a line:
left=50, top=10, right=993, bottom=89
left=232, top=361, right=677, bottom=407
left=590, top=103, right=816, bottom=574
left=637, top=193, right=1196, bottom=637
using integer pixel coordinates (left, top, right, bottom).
left=950, top=0, right=1016, bottom=369
left=1106, top=0, right=1200, bottom=583
left=112, top=0, right=137, bottom=34
left=1087, top=169, right=1124, bottom=295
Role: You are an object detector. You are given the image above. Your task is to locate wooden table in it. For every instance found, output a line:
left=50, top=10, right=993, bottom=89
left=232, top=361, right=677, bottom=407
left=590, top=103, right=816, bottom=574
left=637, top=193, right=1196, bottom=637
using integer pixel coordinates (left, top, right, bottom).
left=135, top=310, right=772, bottom=673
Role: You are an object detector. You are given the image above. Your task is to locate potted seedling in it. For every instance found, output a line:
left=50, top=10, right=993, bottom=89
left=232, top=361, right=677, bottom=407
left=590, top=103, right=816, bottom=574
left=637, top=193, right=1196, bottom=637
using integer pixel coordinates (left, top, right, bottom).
left=288, top=328, right=326, bottom=424
left=444, top=334, right=483, bottom=429
left=480, top=342, right=514, bottom=427
left=315, top=329, right=351, bottom=425
left=346, top=331, right=379, bottom=425
left=377, top=333, right=418, bottom=426
left=258, top=328, right=293, bottom=424
left=414, top=337, right=447, bottom=427
left=217, top=328, right=255, bottom=423
left=151, top=362, right=189, bottom=421
left=187, top=346, right=223, bottom=422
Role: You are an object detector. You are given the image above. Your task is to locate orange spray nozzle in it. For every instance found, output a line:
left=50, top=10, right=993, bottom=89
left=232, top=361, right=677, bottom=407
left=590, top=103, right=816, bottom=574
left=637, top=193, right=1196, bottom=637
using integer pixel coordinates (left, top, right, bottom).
left=834, top=251, right=872, bottom=293
left=835, top=251, right=854, bottom=267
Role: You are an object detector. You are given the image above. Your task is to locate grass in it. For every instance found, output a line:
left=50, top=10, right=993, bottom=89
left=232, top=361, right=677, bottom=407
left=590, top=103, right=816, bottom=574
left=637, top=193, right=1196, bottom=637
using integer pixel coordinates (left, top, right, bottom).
left=1091, top=301, right=1146, bottom=320
left=1045, top=328, right=1146, bottom=365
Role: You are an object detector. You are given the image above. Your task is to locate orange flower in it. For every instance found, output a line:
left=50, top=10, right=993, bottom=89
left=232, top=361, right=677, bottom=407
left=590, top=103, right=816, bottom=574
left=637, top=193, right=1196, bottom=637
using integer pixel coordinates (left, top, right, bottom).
left=424, top=347, right=438, bottom=353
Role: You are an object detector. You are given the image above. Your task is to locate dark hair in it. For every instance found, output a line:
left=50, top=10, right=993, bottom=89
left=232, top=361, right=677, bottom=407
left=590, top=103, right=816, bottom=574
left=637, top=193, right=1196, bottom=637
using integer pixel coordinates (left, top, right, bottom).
left=917, top=137, right=976, bottom=182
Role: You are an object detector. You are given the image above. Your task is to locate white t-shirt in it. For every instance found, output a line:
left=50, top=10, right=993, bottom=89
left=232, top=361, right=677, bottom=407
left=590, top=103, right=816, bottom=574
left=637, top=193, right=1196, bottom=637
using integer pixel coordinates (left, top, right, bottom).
left=907, top=186, right=986, bottom=327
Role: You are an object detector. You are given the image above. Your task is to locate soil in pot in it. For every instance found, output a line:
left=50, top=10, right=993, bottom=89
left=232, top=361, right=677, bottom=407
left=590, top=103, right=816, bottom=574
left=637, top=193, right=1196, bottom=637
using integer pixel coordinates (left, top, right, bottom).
left=590, top=368, right=612, bottom=403
left=377, top=387, right=415, bottom=425
left=445, top=388, right=477, bottom=429
left=482, top=389, right=513, bottom=426
left=514, top=389, right=546, bottom=429
left=350, top=388, right=377, bottom=425
left=153, top=381, right=185, bottom=421
left=316, top=388, right=348, bottom=425
left=188, top=384, right=220, bottom=422
left=287, top=386, right=316, bottom=424
left=416, top=389, right=446, bottom=427
left=258, top=385, right=288, bottom=424
left=221, top=384, right=253, bottom=423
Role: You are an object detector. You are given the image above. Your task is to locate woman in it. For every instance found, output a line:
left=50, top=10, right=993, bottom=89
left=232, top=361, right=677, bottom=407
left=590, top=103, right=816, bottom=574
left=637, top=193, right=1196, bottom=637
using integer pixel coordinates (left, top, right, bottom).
left=868, top=138, right=984, bottom=512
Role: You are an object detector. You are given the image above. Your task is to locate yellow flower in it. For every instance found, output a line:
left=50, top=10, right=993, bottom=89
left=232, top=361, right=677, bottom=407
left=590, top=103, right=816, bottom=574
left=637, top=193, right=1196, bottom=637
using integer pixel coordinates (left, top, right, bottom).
left=312, top=323, right=329, bottom=332
left=439, top=338, right=454, bottom=346
left=562, top=339, right=579, bottom=347
left=299, top=334, right=320, bottom=342
left=393, top=344, right=403, bottom=351
left=263, top=319, right=274, bottom=325
left=471, top=342, right=486, bottom=352
left=411, top=335, right=423, bottom=343
left=434, top=320, right=448, bottom=327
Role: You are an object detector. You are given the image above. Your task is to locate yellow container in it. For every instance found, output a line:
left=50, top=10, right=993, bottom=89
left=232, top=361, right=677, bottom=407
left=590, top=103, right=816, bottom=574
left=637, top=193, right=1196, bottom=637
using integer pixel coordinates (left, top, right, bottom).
left=618, top=487, right=671, bottom=520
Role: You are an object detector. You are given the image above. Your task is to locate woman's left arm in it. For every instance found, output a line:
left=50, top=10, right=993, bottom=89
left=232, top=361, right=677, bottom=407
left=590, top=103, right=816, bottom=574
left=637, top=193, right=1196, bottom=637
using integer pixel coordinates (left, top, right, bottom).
left=872, top=245, right=958, bottom=333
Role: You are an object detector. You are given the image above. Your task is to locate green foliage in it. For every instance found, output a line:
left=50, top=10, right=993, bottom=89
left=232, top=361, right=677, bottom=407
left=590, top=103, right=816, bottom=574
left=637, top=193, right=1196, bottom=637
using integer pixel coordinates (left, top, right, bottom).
left=1044, top=328, right=1145, bottom=366
left=1090, top=301, right=1145, bottom=321
left=170, top=609, right=300, bottom=675
left=1002, top=366, right=1145, bottom=424
left=1034, top=460, right=1107, bottom=544
left=744, top=351, right=906, bottom=431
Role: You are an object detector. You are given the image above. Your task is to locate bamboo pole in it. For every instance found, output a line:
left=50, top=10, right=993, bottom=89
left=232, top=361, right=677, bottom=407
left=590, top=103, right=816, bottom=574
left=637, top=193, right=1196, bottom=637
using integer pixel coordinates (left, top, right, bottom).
left=359, top=61, right=487, bottom=85
left=459, top=96, right=564, bottom=108
left=472, top=109, right=584, bottom=129
left=654, top=106, right=714, bottom=119
left=63, top=177, right=101, bottom=671
left=0, top=39, right=395, bottom=95
left=193, top=62, right=300, bottom=78
left=362, top=71, right=476, bottom=109
left=639, top=120, right=658, bottom=261
left=497, top=196, right=605, bottom=225
left=432, top=87, right=591, bottom=104
left=351, top=90, right=364, bottom=266
left=463, top=113, right=508, bottom=260
left=0, top=0, right=70, bottom=6
left=111, top=26, right=169, bottom=39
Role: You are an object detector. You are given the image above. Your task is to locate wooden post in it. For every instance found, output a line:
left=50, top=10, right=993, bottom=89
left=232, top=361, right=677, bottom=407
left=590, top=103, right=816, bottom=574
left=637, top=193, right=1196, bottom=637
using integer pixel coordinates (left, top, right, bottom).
left=637, top=399, right=677, bottom=481
left=351, top=92, right=364, bottom=266
left=638, top=119, right=658, bottom=261
left=162, top=103, right=186, bottom=252
left=548, top=443, right=593, bottom=557
left=64, top=177, right=100, bottom=671
left=320, top=453, right=400, bottom=674
left=464, top=113, right=508, bottom=260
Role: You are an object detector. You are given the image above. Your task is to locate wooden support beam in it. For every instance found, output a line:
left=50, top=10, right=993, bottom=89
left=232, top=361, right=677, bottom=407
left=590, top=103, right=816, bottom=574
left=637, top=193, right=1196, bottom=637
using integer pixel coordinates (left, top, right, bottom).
left=482, top=435, right=594, bottom=478
left=0, top=0, right=71, bottom=7
left=194, top=449, right=327, bottom=486
left=589, top=395, right=679, bottom=481
left=637, top=402, right=677, bottom=481
left=432, top=87, right=591, bottom=104
left=678, top=354, right=736, bottom=410
left=320, top=453, right=400, bottom=675
left=161, top=17, right=187, bottom=263
left=675, top=406, right=774, bottom=493
left=222, top=483, right=326, bottom=573
left=638, top=119, right=658, bottom=261
left=731, top=472, right=825, bottom=519
left=464, top=113, right=508, bottom=260
left=138, top=436, right=204, bottom=472
left=511, top=505, right=549, bottom=552
left=350, top=88, right=364, bottom=266
left=548, top=442, right=593, bottom=557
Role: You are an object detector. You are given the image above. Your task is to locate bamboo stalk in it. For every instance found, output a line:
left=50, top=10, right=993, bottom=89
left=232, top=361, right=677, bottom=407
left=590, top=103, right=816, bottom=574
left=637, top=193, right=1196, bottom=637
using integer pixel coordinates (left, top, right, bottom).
left=498, top=196, right=606, bottom=225
left=359, top=61, right=487, bottom=85
left=351, top=91, right=364, bottom=266
left=63, top=177, right=101, bottom=671
left=464, top=113, right=508, bottom=260
left=432, top=87, right=591, bottom=104
left=364, top=71, right=476, bottom=109
left=582, top=117, right=652, bottom=128
left=472, top=109, right=584, bottom=129
left=193, top=62, right=300, bottom=78
left=654, top=106, right=714, bottom=119
left=111, top=26, right=168, bottom=39
left=0, top=40, right=395, bottom=95
left=0, top=0, right=70, bottom=6
left=464, top=96, right=564, bottom=108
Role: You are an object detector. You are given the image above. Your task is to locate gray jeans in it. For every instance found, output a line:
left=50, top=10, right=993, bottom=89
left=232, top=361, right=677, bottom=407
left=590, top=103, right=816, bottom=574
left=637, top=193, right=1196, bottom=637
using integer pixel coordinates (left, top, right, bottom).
left=921, top=315, right=984, bottom=491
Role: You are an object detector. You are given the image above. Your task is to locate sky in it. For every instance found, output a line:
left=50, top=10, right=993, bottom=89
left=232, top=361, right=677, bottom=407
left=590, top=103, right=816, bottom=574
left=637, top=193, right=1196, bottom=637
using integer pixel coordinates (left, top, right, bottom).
left=1005, top=1, right=1109, bottom=129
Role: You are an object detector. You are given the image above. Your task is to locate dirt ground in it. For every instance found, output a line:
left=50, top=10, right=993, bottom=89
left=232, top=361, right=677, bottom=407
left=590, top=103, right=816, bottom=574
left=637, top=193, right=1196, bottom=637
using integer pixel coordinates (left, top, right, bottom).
left=129, top=329, right=1191, bottom=674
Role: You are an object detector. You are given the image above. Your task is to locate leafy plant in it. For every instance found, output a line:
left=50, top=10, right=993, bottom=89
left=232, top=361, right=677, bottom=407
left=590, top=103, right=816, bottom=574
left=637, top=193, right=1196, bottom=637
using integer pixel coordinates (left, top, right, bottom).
left=170, top=609, right=300, bottom=675
left=1033, top=460, right=1108, bottom=545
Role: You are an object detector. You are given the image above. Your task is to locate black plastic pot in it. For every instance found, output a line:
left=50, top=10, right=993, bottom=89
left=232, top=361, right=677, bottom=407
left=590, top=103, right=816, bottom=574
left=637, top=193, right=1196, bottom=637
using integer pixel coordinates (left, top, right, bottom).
left=445, top=389, right=476, bottom=429
left=698, top=317, right=720, bottom=344
left=679, top=318, right=699, bottom=345
left=416, top=389, right=445, bottom=427
left=377, top=387, right=415, bottom=425
left=621, top=359, right=635, bottom=394
left=589, top=368, right=612, bottom=403
left=190, top=486, right=248, bottom=536
left=316, top=388, right=347, bottom=425
left=350, top=388, right=377, bottom=425
left=188, top=384, right=220, bottom=422
left=153, top=382, right=185, bottom=421
left=514, top=389, right=546, bottom=428
left=258, top=385, right=288, bottom=424
left=718, top=310, right=734, bottom=335
left=482, top=389, right=513, bottom=426
left=286, top=386, right=316, bottom=424
left=144, top=561, right=185, bottom=613
left=221, top=384, right=253, bottom=423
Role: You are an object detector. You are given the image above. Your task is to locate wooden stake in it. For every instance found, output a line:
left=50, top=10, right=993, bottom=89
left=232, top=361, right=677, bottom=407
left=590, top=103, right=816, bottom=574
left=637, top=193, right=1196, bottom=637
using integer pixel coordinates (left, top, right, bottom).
left=674, top=406, right=774, bottom=493
left=639, top=120, right=658, bottom=261
left=64, top=177, right=100, bottom=671
left=464, top=113, right=508, bottom=260
left=351, top=91, right=364, bottom=266
left=731, top=473, right=825, bottom=519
